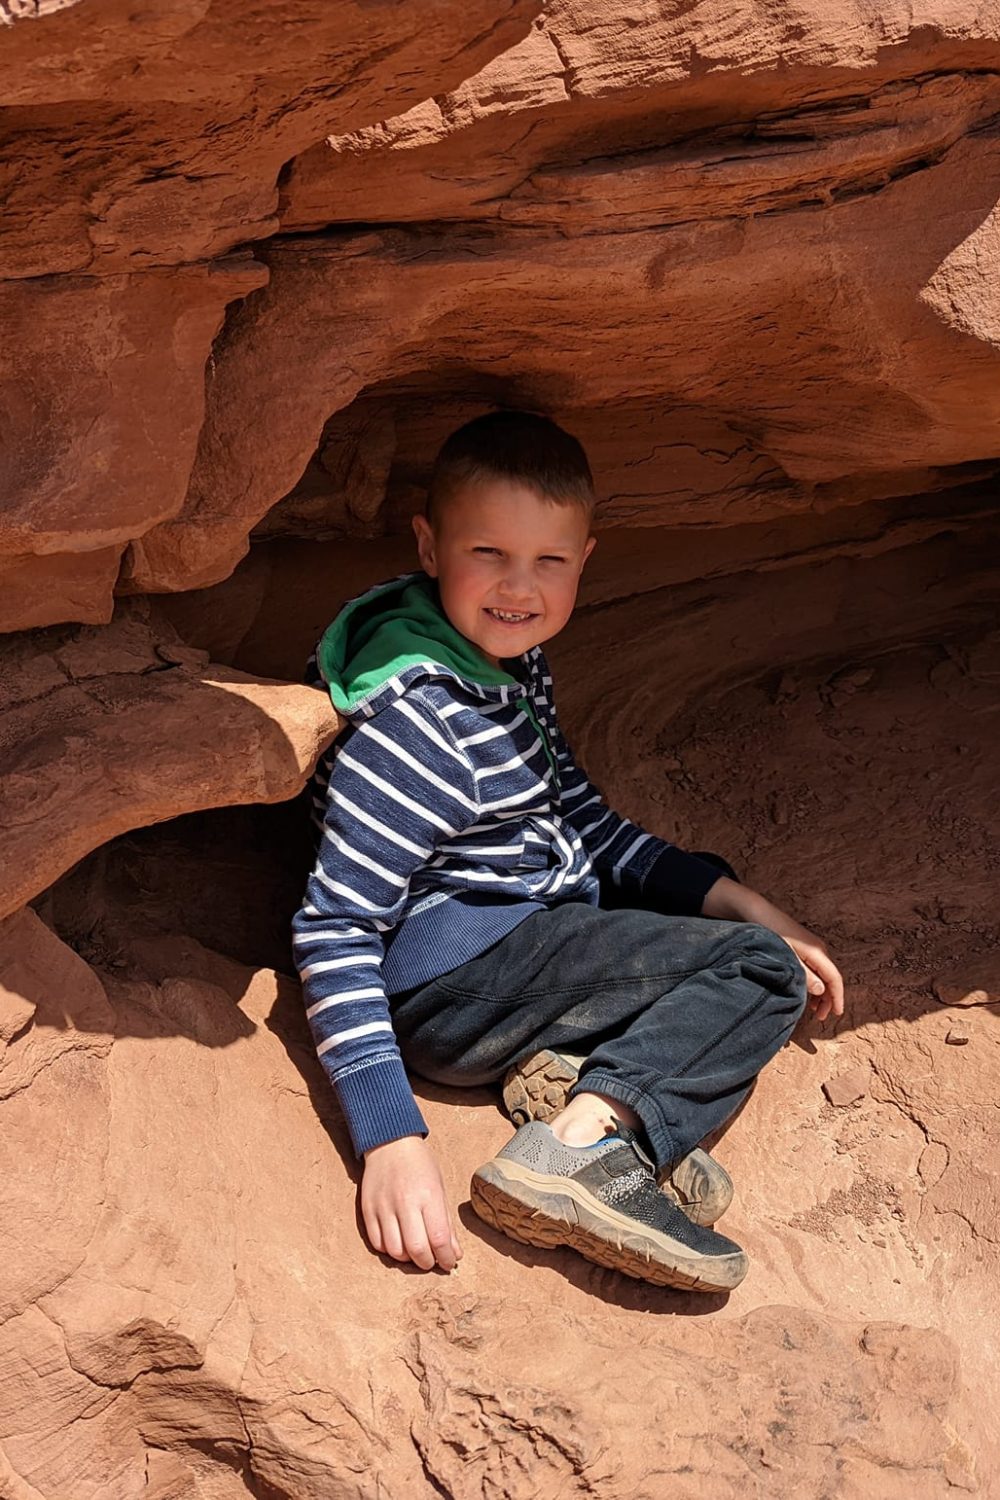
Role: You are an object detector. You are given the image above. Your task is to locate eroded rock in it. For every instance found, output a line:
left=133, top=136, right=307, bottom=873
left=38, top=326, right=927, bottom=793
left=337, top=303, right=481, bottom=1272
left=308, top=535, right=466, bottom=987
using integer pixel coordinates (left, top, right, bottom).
left=823, top=1068, right=870, bottom=1108
left=2, top=4, right=1000, bottom=1494
left=0, top=0, right=538, bottom=632
left=0, top=601, right=337, bottom=920
left=129, top=121, right=1000, bottom=593
left=1, top=571, right=998, bottom=1495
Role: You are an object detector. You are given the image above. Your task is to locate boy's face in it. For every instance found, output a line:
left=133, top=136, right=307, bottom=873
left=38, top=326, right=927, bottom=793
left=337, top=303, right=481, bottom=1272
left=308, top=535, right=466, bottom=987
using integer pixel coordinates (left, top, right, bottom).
left=412, top=478, right=597, bottom=667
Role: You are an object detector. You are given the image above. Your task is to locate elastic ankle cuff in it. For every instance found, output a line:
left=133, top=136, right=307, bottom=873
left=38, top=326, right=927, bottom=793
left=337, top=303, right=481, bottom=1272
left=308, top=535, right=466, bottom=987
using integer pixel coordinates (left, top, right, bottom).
left=567, top=1068, right=676, bottom=1171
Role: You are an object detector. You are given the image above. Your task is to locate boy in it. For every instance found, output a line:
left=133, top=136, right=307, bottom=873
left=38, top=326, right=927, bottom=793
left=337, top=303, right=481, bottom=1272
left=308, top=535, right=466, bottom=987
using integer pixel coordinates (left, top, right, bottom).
left=293, top=411, right=844, bottom=1292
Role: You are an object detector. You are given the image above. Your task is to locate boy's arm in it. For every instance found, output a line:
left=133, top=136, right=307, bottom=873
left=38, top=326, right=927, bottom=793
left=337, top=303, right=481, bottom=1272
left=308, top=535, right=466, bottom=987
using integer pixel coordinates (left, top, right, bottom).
left=293, top=693, right=478, bottom=1165
left=550, top=716, right=723, bottom=915
left=702, top=876, right=845, bottom=1020
left=550, top=711, right=845, bottom=1018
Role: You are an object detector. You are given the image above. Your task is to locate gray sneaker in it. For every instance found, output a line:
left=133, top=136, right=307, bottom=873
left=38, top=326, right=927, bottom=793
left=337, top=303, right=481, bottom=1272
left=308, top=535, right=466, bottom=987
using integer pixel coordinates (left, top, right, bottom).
left=471, top=1120, right=748, bottom=1292
left=502, top=1048, right=734, bottom=1227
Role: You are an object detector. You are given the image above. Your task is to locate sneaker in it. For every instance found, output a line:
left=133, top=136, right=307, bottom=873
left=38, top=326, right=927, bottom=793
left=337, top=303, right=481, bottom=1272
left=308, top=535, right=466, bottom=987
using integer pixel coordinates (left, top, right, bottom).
left=471, top=1120, right=748, bottom=1292
left=502, top=1048, right=734, bottom=1227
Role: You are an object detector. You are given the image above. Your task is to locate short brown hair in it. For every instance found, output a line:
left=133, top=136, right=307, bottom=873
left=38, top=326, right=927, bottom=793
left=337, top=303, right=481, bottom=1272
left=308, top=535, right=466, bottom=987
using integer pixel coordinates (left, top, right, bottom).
left=426, top=410, right=595, bottom=525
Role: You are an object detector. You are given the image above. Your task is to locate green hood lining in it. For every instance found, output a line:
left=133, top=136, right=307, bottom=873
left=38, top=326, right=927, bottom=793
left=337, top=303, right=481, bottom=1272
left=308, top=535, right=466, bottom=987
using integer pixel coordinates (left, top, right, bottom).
left=316, top=572, right=558, bottom=779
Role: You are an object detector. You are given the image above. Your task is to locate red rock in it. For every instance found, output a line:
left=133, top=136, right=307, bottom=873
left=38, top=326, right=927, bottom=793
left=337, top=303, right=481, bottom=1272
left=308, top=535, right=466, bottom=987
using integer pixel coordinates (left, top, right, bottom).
left=0, top=602, right=338, bottom=920
left=822, top=1068, right=870, bottom=1108
left=0, top=911, right=990, bottom=1497
left=0, top=260, right=266, bottom=632
left=933, top=967, right=1000, bottom=1007
left=0, top=0, right=536, bottom=277
left=129, top=118, right=1000, bottom=594
left=0, top=6, right=999, bottom=1493
left=0, top=0, right=537, bottom=633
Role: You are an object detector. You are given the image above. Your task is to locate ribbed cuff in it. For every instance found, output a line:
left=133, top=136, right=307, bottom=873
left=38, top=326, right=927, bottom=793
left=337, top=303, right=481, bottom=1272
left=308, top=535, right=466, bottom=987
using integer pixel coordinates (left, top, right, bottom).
left=334, top=1053, right=428, bottom=1157
left=640, top=845, right=724, bottom=917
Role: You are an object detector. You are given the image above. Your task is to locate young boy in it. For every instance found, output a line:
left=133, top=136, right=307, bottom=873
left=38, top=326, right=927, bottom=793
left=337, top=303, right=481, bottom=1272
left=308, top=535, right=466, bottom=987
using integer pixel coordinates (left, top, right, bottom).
left=292, top=411, right=844, bottom=1292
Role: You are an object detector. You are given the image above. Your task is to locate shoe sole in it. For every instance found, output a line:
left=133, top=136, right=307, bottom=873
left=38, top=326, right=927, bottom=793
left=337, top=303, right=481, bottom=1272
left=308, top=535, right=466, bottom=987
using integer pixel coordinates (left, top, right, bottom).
left=470, top=1159, right=748, bottom=1292
left=502, top=1049, right=734, bottom=1227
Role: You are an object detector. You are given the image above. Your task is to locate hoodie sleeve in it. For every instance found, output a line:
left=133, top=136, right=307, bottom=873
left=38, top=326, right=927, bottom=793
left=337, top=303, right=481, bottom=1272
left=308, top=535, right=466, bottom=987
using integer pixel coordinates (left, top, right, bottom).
left=292, top=694, right=479, bottom=1156
left=539, top=660, right=723, bottom=917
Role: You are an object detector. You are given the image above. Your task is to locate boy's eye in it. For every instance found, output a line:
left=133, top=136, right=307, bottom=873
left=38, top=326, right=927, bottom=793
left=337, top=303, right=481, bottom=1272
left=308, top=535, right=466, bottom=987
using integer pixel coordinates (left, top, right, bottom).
left=472, top=547, right=567, bottom=563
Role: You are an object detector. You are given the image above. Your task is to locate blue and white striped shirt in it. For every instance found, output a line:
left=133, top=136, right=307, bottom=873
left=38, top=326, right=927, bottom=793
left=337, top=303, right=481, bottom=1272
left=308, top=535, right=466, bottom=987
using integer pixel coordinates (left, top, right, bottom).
left=293, top=576, right=720, bottom=1155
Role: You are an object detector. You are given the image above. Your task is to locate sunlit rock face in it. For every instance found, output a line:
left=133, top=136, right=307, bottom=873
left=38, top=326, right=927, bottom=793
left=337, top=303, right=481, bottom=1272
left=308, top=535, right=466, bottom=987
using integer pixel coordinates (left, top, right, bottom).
left=0, top=0, right=538, bottom=629
left=2, top=3, right=1000, bottom=1497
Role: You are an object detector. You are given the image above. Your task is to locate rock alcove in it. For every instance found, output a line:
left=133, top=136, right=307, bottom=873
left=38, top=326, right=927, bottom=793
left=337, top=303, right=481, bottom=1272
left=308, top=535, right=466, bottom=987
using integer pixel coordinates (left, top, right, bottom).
left=2, top=4, right=1000, bottom=1497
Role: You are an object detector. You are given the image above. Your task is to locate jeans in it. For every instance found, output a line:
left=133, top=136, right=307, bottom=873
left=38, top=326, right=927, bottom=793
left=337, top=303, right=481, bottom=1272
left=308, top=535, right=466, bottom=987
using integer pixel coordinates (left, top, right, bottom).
left=390, top=897, right=808, bottom=1172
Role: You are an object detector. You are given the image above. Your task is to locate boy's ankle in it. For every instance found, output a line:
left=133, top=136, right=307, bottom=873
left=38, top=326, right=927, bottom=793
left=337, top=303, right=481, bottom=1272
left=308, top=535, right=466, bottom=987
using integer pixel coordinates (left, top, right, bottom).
left=548, top=1090, right=642, bottom=1148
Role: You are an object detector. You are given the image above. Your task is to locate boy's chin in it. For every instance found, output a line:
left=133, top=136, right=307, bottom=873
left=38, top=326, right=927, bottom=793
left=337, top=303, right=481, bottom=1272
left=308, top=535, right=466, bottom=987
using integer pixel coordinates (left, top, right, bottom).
left=470, top=625, right=549, bottom=663
left=482, top=623, right=548, bottom=649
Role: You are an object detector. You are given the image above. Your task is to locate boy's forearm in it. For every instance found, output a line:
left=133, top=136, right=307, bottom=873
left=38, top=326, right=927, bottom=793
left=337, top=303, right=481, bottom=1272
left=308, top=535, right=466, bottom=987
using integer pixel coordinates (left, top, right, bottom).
left=702, top=877, right=814, bottom=946
left=702, top=876, right=783, bottom=926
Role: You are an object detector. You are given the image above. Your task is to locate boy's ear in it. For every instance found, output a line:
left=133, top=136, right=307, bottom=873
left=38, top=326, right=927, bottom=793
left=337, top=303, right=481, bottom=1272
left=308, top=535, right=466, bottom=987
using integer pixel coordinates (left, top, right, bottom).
left=582, top=534, right=597, bottom=566
left=412, top=512, right=438, bottom=576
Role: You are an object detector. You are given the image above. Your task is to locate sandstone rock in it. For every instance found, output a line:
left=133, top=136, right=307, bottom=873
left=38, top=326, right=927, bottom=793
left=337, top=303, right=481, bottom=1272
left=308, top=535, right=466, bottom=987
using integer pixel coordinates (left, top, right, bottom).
left=0, top=903, right=990, bottom=1497
left=228, top=510, right=1000, bottom=710
left=823, top=1068, right=870, bottom=1108
left=0, top=0, right=537, bottom=276
left=255, top=404, right=399, bottom=542
left=0, top=601, right=338, bottom=920
left=281, top=7, right=1000, bottom=233
left=2, top=4, right=999, bottom=625
left=933, top=965, right=1000, bottom=1008
left=1, top=577, right=996, bottom=1494
left=3, top=5, right=1000, bottom=1493
left=0, top=0, right=538, bottom=635
left=129, top=122, right=1000, bottom=593
left=0, top=549, right=122, bottom=633
left=154, top=547, right=274, bottom=666
left=0, top=259, right=266, bottom=632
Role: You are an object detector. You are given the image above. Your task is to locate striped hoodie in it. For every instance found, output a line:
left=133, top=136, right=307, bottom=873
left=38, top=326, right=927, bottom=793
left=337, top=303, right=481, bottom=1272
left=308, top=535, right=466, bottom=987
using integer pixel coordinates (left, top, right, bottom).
left=292, top=570, right=722, bottom=1155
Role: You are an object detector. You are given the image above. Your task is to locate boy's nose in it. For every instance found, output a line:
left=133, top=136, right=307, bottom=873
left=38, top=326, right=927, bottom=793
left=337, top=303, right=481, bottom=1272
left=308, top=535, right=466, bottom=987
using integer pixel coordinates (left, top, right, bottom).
left=497, top=563, right=536, bottom=604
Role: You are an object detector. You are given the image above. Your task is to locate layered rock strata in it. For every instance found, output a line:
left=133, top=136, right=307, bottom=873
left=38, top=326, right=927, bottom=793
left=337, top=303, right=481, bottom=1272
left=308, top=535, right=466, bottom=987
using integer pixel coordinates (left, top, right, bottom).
left=0, top=0, right=538, bottom=630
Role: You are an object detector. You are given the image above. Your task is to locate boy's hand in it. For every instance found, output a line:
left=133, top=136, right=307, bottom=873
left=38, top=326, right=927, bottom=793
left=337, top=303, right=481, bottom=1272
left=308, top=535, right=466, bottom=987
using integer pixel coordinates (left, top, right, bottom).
left=361, top=1135, right=462, bottom=1272
left=702, top=877, right=845, bottom=1022
left=780, top=930, right=845, bottom=1023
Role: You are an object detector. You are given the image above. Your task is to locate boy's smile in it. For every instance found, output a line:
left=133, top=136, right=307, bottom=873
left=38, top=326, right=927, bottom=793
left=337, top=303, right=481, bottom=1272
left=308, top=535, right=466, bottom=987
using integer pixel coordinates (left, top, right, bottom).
left=412, top=478, right=597, bottom=668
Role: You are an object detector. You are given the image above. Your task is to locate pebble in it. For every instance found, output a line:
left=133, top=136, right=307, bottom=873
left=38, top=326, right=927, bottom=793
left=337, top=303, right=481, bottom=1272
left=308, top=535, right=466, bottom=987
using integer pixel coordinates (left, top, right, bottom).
left=768, top=794, right=789, bottom=826
left=945, top=1027, right=970, bottom=1046
left=822, top=1069, right=869, bottom=1108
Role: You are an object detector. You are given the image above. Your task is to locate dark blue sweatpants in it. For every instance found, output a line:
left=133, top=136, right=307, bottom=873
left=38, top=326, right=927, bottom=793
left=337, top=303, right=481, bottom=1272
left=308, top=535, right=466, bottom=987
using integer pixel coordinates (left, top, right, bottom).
left=390, top=899, right=807, bottom=1171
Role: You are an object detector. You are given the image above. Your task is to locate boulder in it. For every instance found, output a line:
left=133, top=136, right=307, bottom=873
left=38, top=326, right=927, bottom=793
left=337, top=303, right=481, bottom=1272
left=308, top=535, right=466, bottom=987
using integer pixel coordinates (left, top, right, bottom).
left=0, top=601, right=337, bottom=920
